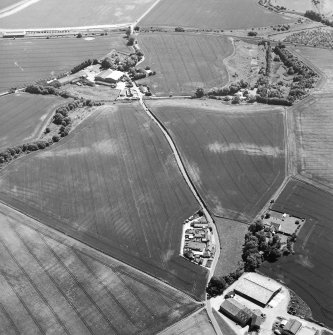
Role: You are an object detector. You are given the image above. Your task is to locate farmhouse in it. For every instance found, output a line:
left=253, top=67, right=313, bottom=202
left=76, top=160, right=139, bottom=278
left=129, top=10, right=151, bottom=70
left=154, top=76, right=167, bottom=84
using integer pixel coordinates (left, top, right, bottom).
left=185, top=241, right=206, bottom=252
left=234, top=273, right=282, bottom=307
left=282, top=319, right=302, bottom=335
left=219, top=298, right=252, bottom=327
left=95, top=69, right=123, bottom=83
left=263, top=210, right=304, bottom=236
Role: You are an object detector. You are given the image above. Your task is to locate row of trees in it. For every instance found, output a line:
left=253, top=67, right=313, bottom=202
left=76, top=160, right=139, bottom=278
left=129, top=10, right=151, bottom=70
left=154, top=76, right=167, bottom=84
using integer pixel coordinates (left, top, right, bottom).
left=71, top=59, right=98, bottom=74
left=25, top=84, right=71, bottom=98
left=304, top=10, right=333, bottom=27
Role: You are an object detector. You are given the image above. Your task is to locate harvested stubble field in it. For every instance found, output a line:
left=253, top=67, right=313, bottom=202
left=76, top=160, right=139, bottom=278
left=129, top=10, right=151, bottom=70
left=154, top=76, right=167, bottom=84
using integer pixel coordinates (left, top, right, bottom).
left=289, top=47, right=333, bottom=188
left=137, top=33, right=233, bottom=96
left=160, top=309, right=216, bottom=335
left=0, top=93, right=63, bottom=151
left=140, top=0, right=292, bottom=30
left=0, top=203, right=200, bottom=335
left=0, top=35, right=130, bottom=93
left=0, top=102, right=208, bottom=300
left=0, top=0, right=155, bottom=28
left=148, top=99, right=286, bottom=222
left=261, top=179, right=333, bottom=328
left=213, top=217, right=248, bottom=277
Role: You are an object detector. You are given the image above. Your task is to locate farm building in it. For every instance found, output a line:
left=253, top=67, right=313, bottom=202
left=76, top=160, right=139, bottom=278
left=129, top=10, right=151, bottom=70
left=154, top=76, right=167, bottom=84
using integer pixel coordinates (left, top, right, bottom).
left=185, top=241, right=206, bottom=252
left=282, top=319, right=302, bottom=335
left=234, top=273, right=282, bottom=307
left=219, top=298, right=252, bottom=327
left=263, top=211, right=304, bottom=236
left=3, top=31, right=26, bottom=38
left=95, top=69, right=123, bottom=83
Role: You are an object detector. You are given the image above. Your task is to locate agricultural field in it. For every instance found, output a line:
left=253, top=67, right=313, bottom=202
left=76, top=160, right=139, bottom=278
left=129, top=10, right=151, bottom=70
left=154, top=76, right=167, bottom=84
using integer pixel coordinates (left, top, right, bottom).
left=284, top=28, right=333, bottom=49
left=0, top=35, right=130, bottom=93
left=289, top=47, right=333, bottom=188
left=261, top=179, right=333, bottom=328
left=0, top=0, right=155, bottom=28
left=160, top=309, right=216, bottom=335
left=213, top=310, right=238, bottom=335
left=148, top=99, right=286, bottom=222
left=140, top=0, right=293, bottom=30
left=213, top=217, right=248, bottom=277
left=0, top=102, right=208, bottom=300
left=65, top=84, right=120, bottom=101
left=137, top=33, right=233, bottom=96
left=0, top=93, right=63, bottom=151
left=0, top=0, right=21, bottom=11
left=0, top=202, right=200, bottom=335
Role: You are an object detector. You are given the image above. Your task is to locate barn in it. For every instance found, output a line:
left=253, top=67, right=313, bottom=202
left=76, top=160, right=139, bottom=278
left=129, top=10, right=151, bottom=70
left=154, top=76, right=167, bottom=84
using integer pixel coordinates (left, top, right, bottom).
left=234, top=273, right=282, bottom=307
left=95, top=69, right=123, bottom=83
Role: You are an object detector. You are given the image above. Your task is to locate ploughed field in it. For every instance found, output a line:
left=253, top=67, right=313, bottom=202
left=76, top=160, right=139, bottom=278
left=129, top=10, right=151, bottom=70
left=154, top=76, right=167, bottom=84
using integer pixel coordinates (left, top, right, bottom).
left=140, top=0, right=292, bottom=30
left=148, top=100, right=286, bottom=222
left=0, top=93, right=63, bottom=151
left=137, top=33, right=233, bottom=96
left=0, top=102, right=208, bottom=300
left=261, top=179, right=333, bottom=328
left=290, top=47, right=333, bottom=189
left=0, top=35, right=130, bottom=93
left=0, top=0, right=155, bottom=28
left=0, top=203, right=200, bottom=335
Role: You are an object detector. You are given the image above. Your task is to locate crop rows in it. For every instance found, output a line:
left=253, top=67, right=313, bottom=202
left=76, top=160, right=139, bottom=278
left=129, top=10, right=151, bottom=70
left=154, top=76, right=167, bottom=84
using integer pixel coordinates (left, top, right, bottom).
left=0, top=35, right=130, bottom=92
left=0, top=102, right=208, bottom=299
left=148, top=100, right=285, bottom=221
left=140, top=0, right=291, bottom=30
left=138, top=33, right=233, bottom=96
left=0, top=206, right=200, bottom=335
left=0, top=93, right=63, bottom=151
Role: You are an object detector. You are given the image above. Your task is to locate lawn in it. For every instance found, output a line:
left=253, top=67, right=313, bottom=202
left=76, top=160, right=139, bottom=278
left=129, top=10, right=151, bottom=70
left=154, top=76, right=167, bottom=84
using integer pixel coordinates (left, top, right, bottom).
left=137, top=33, right=233, bottom=96
left=290, top=47, right=333, bottom=189
left=140, top=0, right=292, bottom=30
left=0, top=102, right=208, bottom=300
left=214, top=217, right=248, bottom=277
left=0, top=202, right=200, bottom=335
left=0, top=0, right=155, bottom=28
left=0, top=93, right=64, bottom=151
left=261, top=178, right=333, bottom=328
left=0, top=35, right=130, bottom=93
left=148, top=99, right=286, bottom=222
left=160, top=309, right=216, bottom=335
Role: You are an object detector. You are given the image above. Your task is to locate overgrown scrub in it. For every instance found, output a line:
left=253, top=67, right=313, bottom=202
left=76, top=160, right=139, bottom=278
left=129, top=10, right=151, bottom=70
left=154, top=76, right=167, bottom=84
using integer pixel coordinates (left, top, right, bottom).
left=71, top=59, right=98, bottom=74
left=25, top=84, right=72, bottom=99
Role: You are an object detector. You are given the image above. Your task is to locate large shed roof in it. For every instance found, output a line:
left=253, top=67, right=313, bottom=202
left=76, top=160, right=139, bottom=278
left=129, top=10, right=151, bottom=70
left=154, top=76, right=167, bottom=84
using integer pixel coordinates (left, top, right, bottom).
left=284, top=319, right=302, bottom=335
left=235, top=273, right=281, bottom=306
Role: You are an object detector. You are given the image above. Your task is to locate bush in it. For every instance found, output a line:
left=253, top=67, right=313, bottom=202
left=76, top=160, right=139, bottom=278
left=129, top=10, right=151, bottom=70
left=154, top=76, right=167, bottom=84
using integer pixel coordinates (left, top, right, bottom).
left=52, top=135, right=60, bottom=142
left=248, top=31, right=257, bottom=36
left=175, top=27, right=185, bottom=32
left=194, top=87, right=205, bottom=98
left=206, top=277, right=226, bottom=298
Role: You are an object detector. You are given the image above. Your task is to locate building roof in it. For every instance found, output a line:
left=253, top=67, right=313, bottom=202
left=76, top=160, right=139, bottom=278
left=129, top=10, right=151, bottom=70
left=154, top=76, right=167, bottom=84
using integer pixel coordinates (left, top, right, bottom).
left=235, top=273, right=281, bottom=306
left=186, top=241, right=206, bottom=252
left=220, top=299, right=251, bottom=324
left=284, top=319, right=302, bottom=335
left=96, top=69, right=123, bottom=81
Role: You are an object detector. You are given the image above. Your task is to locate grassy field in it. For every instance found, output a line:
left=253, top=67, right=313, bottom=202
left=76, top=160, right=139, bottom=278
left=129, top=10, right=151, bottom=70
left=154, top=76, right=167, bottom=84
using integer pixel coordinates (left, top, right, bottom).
left=261, top=178, right=333, bottom=328
left=148, top=99, right=286, bottom=222
left=0, top=102, right=208, bottom=300
left=137, top=33, right=233, bottom=96
left=160, top=309, right=216, bottom=335
left=213, top=217, right=248, bottom=277
left=289, top=47, right=333, bottom=189
left=0, top=35, right=130, bottom=93
left=65, top=84, right=120, bottom=101
left=140, top=0, right=292, bottom=30
left=0, top=0, right=21, bottom=10
left=0, top=0, right=155, bottom=28
left=271, top=0, right=333, bottom=15
left=0, top=93, right=64, bottom=151
left=0, top=202, right=200, bottom=335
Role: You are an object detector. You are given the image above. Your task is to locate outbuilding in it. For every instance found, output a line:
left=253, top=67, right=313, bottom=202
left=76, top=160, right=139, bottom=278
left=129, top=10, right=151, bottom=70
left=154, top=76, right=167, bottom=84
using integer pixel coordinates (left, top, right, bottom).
left=282, top=319, right=302, bottom=335
left=95, top=69, right=123, bottom=83
left=234, top=273, right=282, bottom=307
left=219, top=298, right=252, bottom=327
